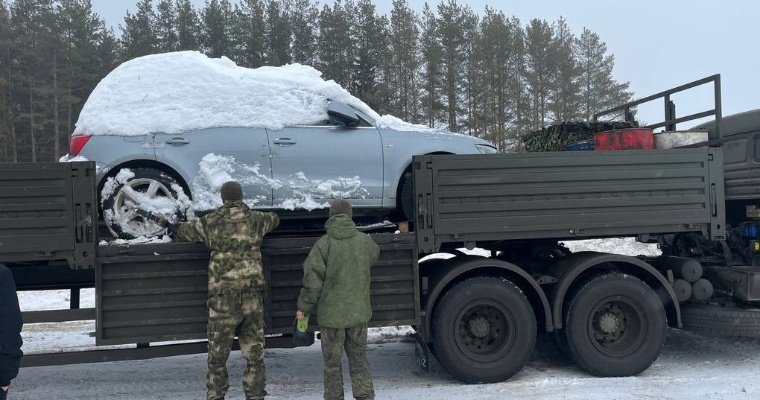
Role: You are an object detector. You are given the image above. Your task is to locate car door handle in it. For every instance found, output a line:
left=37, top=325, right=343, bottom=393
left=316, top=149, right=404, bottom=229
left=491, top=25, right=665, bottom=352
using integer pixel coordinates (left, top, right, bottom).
left=166, top=137, right=190, bottom=146
left=273, top=138, right=296, bottom=146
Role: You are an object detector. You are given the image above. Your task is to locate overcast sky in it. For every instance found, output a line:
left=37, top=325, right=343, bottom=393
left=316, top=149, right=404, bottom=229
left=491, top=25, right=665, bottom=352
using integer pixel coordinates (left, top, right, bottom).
left=91, top=0, right=760, bottom=127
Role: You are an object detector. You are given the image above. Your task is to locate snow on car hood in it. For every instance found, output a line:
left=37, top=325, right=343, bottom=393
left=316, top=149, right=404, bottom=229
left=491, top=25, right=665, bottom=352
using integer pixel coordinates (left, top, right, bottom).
left=75, top=51, right=435, bottom=136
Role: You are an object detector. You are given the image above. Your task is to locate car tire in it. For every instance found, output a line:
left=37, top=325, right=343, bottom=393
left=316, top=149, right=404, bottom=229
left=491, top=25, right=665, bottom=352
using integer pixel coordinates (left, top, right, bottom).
left=101, top=168, right=186, bottom=239
left=432, top=277, right=536, bottom=383
left=400, top=172, right=414, bottom=222
left=564, top=273, right=667, bottom=377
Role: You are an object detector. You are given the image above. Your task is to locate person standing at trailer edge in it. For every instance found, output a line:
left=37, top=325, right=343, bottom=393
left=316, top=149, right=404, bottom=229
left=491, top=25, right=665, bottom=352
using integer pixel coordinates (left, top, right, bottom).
left=296, top=198, right=380, bottom=400
left=0, top=264, right=23, bottom=400
left=176, top=181, right=279, bottom=400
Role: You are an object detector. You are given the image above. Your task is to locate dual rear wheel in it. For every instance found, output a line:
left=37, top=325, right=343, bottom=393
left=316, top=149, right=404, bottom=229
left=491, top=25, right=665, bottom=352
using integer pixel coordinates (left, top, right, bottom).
left=431, top=272, right=667, bottom=382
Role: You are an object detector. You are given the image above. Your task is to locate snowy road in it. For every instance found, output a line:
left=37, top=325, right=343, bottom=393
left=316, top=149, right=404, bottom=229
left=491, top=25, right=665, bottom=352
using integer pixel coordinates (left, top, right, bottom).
left=12, top=327, right=760, bottom=400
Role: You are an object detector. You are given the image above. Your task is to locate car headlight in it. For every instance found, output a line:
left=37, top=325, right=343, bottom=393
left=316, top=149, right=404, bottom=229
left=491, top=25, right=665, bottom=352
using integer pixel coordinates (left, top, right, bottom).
left=476, top=144, right=499, bottom=154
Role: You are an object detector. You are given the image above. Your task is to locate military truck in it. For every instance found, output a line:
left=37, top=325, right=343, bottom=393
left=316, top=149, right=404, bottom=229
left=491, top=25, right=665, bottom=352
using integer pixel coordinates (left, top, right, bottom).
left=3, top=75, right=760, bottom=383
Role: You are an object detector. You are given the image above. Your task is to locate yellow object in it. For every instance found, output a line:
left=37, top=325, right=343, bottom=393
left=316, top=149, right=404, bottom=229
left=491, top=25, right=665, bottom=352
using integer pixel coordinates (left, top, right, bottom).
left=296, top=315, right=309, bottom=333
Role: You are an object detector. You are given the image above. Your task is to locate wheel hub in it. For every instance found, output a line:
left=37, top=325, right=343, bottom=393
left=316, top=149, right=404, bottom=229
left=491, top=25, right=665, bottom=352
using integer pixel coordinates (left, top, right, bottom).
left=593, top=303, right=627, bottom=344
left=455, top=302, right=514, bottom=361
left=468, top=317, right=491, bottom=338
left=598, top=312, right=619, bottom=333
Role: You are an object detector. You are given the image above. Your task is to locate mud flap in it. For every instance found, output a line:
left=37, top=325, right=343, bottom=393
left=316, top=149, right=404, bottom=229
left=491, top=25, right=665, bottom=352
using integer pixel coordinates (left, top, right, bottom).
left=414, top=333, right=429, bottom=372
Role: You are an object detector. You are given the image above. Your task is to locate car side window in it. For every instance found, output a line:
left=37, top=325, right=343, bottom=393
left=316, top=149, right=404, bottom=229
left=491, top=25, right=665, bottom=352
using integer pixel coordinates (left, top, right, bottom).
left=312, top=115, right=372, bottom=128
left=754, top=133, right=760, bottom=162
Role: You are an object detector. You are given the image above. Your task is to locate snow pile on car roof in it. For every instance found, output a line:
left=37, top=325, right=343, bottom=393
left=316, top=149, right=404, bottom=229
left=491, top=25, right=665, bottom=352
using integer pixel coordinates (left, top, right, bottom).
left=75, top=51, right=429, bottom=136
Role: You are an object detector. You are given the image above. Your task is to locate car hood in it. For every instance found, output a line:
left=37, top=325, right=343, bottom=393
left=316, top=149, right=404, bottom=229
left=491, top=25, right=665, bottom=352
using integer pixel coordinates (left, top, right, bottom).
left=376, top=126, right=494, bottom=147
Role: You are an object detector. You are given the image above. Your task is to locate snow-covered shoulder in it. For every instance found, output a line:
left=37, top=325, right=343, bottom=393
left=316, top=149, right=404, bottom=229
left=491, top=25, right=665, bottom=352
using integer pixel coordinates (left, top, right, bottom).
left=74, top=51, right=427, bottom=136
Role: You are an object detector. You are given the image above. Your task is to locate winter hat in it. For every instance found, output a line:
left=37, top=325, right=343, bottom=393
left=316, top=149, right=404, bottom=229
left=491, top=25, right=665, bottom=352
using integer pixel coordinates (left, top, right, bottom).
left=220, top=181, right=243, bottom=202
left=329, top=198, right=353, bottom=218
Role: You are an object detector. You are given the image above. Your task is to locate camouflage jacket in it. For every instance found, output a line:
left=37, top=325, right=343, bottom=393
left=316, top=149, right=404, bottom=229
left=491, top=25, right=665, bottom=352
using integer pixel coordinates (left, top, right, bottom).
left=176, top=201, right=279, bottom=294
left=297, top=214, right=380, bottom=328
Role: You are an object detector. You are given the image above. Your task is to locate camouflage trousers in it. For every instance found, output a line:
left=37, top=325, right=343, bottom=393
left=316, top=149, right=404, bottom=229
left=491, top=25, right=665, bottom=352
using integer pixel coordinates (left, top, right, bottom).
left=320, top=324, right=374, bottom=400
left=206, top=290, right=266, bottom=400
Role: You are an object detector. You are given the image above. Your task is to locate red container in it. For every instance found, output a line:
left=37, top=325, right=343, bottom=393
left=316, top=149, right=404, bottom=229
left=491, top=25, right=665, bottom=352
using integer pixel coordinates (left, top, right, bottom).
left=593, top=128, right=654, bottom=151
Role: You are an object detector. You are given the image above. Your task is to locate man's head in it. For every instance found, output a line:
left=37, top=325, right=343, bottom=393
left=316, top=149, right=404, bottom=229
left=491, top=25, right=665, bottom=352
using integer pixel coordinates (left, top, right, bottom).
left=220, top=181, right=243, bottom=203
left=329, top=198, right=353, bottom=218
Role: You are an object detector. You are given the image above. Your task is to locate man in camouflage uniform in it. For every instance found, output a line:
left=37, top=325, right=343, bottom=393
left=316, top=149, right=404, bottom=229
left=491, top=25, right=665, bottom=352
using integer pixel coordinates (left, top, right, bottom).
left=296, top=198, right=380, bottom=400
left=176, top=181, right=279, bottom=400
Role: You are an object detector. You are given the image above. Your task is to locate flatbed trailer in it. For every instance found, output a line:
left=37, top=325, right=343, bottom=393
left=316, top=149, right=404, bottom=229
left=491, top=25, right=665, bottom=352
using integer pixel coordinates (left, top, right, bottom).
left=4, top=75, right=760, bottom=383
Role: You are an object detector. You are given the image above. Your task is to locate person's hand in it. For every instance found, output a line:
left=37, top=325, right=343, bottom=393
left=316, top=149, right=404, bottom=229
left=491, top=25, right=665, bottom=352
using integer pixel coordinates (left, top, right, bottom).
left=296, top=310, right=305, bottom=320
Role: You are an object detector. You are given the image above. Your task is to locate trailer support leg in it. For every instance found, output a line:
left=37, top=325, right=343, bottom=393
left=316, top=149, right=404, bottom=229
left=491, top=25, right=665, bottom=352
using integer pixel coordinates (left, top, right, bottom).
left=70, top=288, right=80, bottom=309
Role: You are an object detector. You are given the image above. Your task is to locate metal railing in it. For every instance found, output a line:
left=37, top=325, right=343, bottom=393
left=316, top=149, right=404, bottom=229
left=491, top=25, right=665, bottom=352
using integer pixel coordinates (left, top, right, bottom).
left=594, top=74, right=722, bottom=142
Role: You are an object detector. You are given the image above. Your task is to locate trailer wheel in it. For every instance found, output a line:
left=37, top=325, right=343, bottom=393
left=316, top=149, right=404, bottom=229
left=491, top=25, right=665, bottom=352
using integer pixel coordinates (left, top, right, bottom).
left=432, top=277, right=536, bottom=383
left=682, top=302, right=760, bottom=337
left=564, top=273, right=666, bottom=377
left=101, top=168, right=186, bottom=239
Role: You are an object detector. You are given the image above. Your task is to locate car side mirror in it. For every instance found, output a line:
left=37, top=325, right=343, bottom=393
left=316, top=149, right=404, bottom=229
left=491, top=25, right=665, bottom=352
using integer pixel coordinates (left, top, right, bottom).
left=327, top=101, right=360, bottom=126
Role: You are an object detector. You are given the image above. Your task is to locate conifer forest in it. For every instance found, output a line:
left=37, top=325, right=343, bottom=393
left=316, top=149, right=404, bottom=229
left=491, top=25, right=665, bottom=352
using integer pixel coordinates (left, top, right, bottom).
left=0, top=0, right=633, bottom=162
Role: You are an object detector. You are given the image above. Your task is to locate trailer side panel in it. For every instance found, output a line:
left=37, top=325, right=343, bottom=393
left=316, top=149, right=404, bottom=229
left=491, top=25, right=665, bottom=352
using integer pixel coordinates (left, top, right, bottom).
left=0, top=162, right=97, bottom=269
left=415, top=148, right=725, bottom=253
left=95, top=233, right=418, bottom=346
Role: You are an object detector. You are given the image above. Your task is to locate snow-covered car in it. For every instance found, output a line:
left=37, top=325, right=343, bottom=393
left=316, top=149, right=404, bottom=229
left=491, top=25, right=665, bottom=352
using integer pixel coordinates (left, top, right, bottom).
left=66, top=52, right=497, bottom=239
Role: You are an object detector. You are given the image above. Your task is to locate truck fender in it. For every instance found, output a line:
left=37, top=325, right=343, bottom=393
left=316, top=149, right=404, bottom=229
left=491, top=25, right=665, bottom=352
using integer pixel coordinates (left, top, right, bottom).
left=420, top=257, right=553, bottom=342
left=546, top=252, right=681, bottom=329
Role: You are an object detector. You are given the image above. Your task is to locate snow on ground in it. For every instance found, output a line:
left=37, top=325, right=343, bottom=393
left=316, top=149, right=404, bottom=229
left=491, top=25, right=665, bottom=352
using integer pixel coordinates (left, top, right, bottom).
left=74, top=51, right=436, bottom=137
left=28, top=239, right=760, bottom=400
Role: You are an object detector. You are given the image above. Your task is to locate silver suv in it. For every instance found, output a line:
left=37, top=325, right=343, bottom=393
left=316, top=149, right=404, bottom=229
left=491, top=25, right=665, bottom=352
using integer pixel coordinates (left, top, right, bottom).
left=71, top=101, right=497, bottom=238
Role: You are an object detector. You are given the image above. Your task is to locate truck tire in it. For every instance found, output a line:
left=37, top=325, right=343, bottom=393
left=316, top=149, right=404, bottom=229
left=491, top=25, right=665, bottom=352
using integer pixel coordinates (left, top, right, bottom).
left=101, top=168, right=185, bottom=239
left=564, top=273, right=666, bottom=377
left=432, top=277, right=536, bottom=383
left=681, top=303, right=760, bottom=337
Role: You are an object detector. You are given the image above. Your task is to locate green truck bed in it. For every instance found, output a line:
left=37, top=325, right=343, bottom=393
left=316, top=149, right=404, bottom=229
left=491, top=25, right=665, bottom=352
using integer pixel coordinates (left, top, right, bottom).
left=414, top=147, right=726, bottom=253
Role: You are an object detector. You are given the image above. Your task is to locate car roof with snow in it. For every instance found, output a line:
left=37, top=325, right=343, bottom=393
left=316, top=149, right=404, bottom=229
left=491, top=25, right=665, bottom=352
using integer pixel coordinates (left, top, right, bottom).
left=74, top=51, right=439, bottom=137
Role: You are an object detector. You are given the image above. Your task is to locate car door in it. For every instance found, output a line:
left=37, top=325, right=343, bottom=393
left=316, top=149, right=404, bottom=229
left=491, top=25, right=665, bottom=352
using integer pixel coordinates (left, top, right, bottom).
left=267, top=123, right=383, bottom=209
left=153, top=127, right=274, bottom=209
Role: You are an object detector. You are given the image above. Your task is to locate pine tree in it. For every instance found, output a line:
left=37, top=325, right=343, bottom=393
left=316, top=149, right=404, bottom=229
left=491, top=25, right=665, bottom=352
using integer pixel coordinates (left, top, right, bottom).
left=475, top=7, right=512, bottom=149
left=508, top=17, right=529, bottom=151
left=155, top=0, right=178, bottom=52
left=233, top=0, right=266, bottom=67
left=524, top=18, right=554, bottom=131
left=10, top=0, right=59, bottom=162
left=0, top=0, right=14, bottom=161
left=419, top=3, right=442, bottom=128
left=351, top=0, right=387, bottom=110
left=436, top=0, right=477, bottom=132
left=387, top=0, right=419, bottom=122
left=97, top=23, right=120, bottom=75
left=57, top=0, right=104, bottom=154
left=290, top=0, right=318, bottom=66
left=575, top=27, right=632, bottom=120
left=201, top=0, right=234, bottom=58
left=175, top=0, right=200, bottom=51
left=548, top=17, right=581, bottom=123
left=265, top=0, right=291, bottom=66
left=317, top=0, right=354, bottom=89
left=121, top=0, right=158, bottom=60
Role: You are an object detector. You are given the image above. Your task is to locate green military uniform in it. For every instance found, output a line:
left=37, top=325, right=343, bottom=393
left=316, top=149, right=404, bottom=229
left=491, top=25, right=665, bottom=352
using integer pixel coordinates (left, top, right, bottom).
left=177, top=199, right=279, bottom=400
left=297, top=210, right=380, bottom=400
